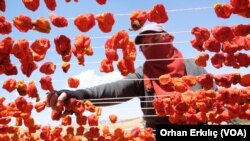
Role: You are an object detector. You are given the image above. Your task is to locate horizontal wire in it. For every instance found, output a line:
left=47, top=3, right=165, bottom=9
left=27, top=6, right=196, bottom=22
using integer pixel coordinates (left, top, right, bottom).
left=13, top=57, right=194, bottom=69
left=46, top=40, right=190, bottom=51
left=66, top=6, right=213, bottom=19
left=92, top=100, right=153, bottom=105
left=88, top=95, right=155, bottom=101
left=26, top=31, right=191, bottom=45
left=0, top=57, right=194, bottom=84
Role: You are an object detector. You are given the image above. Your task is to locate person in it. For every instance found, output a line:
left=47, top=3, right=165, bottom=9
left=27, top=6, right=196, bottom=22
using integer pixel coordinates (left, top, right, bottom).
left=46, top=23, right=214, bottom=130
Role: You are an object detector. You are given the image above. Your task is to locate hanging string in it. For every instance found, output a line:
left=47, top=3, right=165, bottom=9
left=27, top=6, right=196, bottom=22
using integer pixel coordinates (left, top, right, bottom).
left=66, top=6, right=213, bottom=19
left=13, top=57, right=194, bottom=69
left=26, top=31, right=191, bottom=46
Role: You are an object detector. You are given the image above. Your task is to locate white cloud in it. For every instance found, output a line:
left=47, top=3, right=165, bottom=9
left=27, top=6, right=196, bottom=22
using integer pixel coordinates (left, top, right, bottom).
left=67, top=70, right=123, bottom=89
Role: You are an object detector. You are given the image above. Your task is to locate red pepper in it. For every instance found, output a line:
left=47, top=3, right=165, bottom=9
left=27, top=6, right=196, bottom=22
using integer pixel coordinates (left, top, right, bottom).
left=32, top=17, right=51, bottom=33
left=34, top=101, right=46, bottom=113
left=109, top=114, right=117, bottom=123
left=39, top=62, right=56, bottom=75
left=40, top=126, right=51, bottom=141
left=76, top=115, right=87, bottom=126
left=49, top=13, right=68, bottom=28
left=54, top=35, right=72, bottom=62
left=16, top=80, right=27, bottom=96
left=231, top=24, right=250, bottom=36
left=2, top=78, right=16, bottom=93
left=76, top=126, right=84, bottom=136
left=214, top=3, right=233, bottom=18
left=230, top=0, right=249, bottom=14
left=74, top=14, right=95, bottom=32
left=72, top=100, right=85, bottom=114
left=182, top=75, right=197, bottom=87
left=96, top=0, right=106, bottom=5
left=214, top=74, right=233, bottom=88
left=196, top=73, right=214, bottom=90
left=88, top=114, right=99, bottom=126
left=122, top=40, right=136, bottom=61
left=194, top=52, right=209, bottom=67
left=0, top=16, right=11, bottom=35
left=152, top=98, right=166, bottom=117
left=192, top=27, right=210, bottom=42
left=39, top=75, right=54, bottom=93
left=51, top=127, right=62, bottom=139
left=13, top=15, right=33, bottom=32
left=61, top=62, right=70, bottom=73
left=44, top=0, right=57, bottom=11
left=117, top=59, right=135, bottom=76
left=172, top=78, right=189, bottom=93
left=100, top=58, right=114, bottom=73
left=51, top=109, right=62, bottom=121
left=203, top=37, right=221, bottom=52
left=22, top=0, right=40, bottom=11
left=130, top=10, right=147, bottom=31
left=211, top=26, right=234, bottom=42
left=61, top=115, right=72, bottom=126
left=211, top=53, right=225, bottom=69
left=95, top=12, right=115, bottom=33
left=31, top=38, right=50, bottom=62
left=148, top=4, right=168, bottom=23
left=0, top=117, right=11, bottom=125
left=27, top=80, right=39, bottom=100
left=239, top=74, right=250, bottom=87
left=0, top=0, right=6, bottom=12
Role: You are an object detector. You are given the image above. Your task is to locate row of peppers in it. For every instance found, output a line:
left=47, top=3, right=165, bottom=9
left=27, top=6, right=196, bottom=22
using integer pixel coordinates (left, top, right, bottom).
left=214, top=0, right=250, bottom=19
left=0, top=29, right=137, bottom=77
left=0, top=0, right=107, bottom=12
left=190, top=24, right=250, bottom=69
left=0, top=95, right=155, bottom=141
left=0, top=3, right=167, bottom=34
left=2, top=72, right=250, bottom=102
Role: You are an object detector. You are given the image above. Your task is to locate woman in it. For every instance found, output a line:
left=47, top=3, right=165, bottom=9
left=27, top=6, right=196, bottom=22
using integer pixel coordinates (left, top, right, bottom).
left=46, top=23, right=211, bottom=129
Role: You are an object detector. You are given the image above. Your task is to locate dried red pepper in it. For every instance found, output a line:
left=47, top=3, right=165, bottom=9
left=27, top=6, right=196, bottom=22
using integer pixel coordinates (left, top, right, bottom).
left=22, top=0, right=40, bottom=11
left=39, top=75, right=54, bottom=93
left=109, top=114, right=117, bottom=123
left=211, top=26, right=234, bottom=42
left=67, top=77, right=80, bottom=88
left=2, top=78, right=16, bottom=93
left=49, top=13, right=68, bottom=28
left=44, top=0, right=57, bottom=11
left=100, top=58, right=114, bottom=73
left=96, top=0, right=106, bottom=5
left=13, top=15, right=33, bottom=32
left=0, top=0, right=6, bottom=12
left=148, top=4, right=168, bottom=23
left=95, top=12, right=115, bottom=33
left=61, top=62, right=70, bottom=73
left=39, top=62, right=56, bottom=75
left=74, top=14, right=95, bottom=32
left=194, top=52, right=209, bottom=67
left=34, top=101, right=46, bottom=113
left=130, top=10, right=147, bottom=31
left=0, top=16, right=12, bottom=35
left=32, top=17, right=51, bottom=33
left=214, top=3, right=233, bottom=18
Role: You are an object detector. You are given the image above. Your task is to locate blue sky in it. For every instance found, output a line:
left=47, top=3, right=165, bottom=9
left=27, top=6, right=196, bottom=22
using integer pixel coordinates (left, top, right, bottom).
left=1, top=0, right=249, bottom=126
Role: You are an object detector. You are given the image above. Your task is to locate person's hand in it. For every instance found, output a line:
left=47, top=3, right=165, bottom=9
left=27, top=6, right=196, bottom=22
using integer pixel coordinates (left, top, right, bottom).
left=46, top=91, right=67, bottom=110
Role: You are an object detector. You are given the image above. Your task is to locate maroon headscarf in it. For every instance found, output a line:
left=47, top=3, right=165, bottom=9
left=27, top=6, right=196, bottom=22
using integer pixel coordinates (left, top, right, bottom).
left=142, top=34, right=186, bottom=96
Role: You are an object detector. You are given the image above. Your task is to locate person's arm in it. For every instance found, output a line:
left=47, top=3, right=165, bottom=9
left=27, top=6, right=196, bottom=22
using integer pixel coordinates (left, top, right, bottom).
left=58, top=67, right=145, bottom=106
